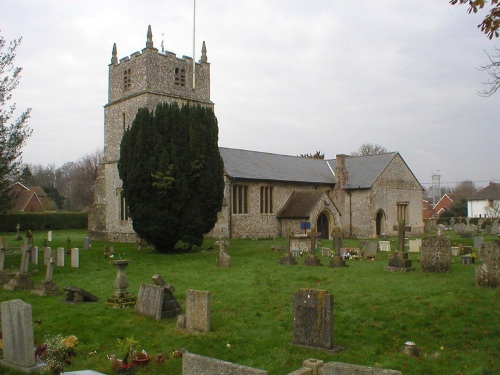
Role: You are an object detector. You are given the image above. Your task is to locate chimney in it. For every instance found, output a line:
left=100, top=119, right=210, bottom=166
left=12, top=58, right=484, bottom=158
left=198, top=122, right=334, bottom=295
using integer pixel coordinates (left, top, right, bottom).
left=335, top=154, right=348, bottom=189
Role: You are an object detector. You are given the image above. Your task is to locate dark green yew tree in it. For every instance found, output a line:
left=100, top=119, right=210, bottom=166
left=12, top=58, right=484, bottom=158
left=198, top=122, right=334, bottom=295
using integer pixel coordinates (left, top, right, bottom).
left=118, top=102, right=224, bottom=252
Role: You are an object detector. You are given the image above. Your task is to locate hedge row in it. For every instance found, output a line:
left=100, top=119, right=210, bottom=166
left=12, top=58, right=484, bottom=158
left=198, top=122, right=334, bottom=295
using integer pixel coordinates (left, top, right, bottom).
left=0, top=212, right=88, bottom=232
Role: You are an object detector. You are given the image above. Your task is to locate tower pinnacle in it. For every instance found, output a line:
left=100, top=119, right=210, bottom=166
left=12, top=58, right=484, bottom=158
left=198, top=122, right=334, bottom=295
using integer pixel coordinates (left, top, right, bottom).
left=111, top=43, right=118, bottom=65
left=146, top=25, right=154, bottom=49
left=201, top=41, right=207, bottom=63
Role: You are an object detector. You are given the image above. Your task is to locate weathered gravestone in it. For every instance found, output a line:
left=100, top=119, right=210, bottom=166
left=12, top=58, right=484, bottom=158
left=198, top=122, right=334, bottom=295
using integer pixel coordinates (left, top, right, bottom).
left=363, top=241, right=378, bottom=259
left=64, top=286, right=99, bottom=303
left=385, top=221, right=414, bottom=272
left=420, top=236, right=451, bottom=273
left=177, top=289, right=211, bottom=333
left=71, top=248, right=79, bottom=268
left=30, top=246, right=38, bottom=265
left=408, top=238, right=422, bottom=253
left=135, top=274, right=181, bottom=320
left=0, top=238, right=10, bottom=284
left=279, top=231, right=298, bottom=265
left=32, top=257, right=60, bottom=296
left=3, top=246, right=33, bottom=290
left=304, top=228, right=322, bottom=266
left=182, top=352, right=268, bottom=375
left=379, top=240, right=391, bottom=251
left=0, top=299, right=45, bottom=373
left=475, top=242, right=500, bottom=288
left=328, top=227, right=347, bottom=267
left=322, top=361, right=402, bottom=375
left=473, top=236, right=484, bottom=249
left=215, top=240, right=231, bottom=267
left=43, top=247, right=52, bottom=266
left=292, top=289, right=341, bottom=352
left=56, top=247, right=65, bottom=267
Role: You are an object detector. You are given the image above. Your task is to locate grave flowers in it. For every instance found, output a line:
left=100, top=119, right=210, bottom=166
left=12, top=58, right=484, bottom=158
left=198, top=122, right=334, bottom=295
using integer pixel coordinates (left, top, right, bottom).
left=111, top=337, right=151, bottom=371
left=35, top=334, right=78, bottom=375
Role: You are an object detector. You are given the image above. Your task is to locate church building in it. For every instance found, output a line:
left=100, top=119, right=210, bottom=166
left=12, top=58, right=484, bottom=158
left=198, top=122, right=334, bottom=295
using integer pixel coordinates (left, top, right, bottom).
left=89, top=27, right=424, bottom=242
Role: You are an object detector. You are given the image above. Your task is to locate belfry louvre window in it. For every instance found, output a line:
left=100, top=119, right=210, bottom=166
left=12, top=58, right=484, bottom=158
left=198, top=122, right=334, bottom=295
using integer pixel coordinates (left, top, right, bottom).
left=119, top=190, right=130, bottom=221
left=123, top=68, right=131, bottom=90
left=260, top=186, right=273, bottom=213
left=396, top=202, right=409, bottom=223
left=174, top=67, right=186, bottom=86
left=232, top=185, right=248, bottom=214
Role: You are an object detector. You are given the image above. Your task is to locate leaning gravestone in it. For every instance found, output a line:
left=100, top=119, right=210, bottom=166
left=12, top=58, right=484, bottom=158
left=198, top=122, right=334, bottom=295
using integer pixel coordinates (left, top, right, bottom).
left=0, top=299, right=44, bottom=373
left=64, top=286, right=99, bottom=303
left=3, top=246, right=33, bottom=290
left=182, top=352, right=268, bottom=375
left=420, top=236, right=451, bottom=273
left=135, top=274, right=182, bottom=320
left=475, top=242, right=500, bottom=288
left=178, top=289, right=211, bottom=333
left=292, top=289, right=341, bottom=352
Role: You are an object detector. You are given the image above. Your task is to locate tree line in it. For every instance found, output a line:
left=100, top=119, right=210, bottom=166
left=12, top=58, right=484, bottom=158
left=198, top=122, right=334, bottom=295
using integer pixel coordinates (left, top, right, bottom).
left=18, top=148, right=103, bottom=211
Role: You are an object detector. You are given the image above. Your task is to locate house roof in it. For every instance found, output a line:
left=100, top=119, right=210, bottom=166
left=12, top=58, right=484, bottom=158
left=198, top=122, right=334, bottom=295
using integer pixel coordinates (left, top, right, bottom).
left=8, top=190, right=37, bottom=212
left=29, top=186, right=47, bottom=198
left=219, top=147, right=334, bottom=184
left=468, top=182, right=500, bottom=201
left=277, top=190, right=326, bottom=218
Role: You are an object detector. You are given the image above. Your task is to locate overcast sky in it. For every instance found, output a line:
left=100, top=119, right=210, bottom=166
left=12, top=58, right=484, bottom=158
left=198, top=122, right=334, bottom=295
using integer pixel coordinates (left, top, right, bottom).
left=1, top=0, right=499, bottom=189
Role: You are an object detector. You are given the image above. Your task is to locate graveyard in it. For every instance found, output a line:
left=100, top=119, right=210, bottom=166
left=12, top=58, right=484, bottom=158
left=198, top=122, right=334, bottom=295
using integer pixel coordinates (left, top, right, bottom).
left=0, top=229, right=498, bottom=374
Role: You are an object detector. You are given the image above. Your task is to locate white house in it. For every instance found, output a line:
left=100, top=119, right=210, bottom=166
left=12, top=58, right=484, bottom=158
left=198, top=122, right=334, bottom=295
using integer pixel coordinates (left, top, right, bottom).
left=467, top=182, right=500, bottom=218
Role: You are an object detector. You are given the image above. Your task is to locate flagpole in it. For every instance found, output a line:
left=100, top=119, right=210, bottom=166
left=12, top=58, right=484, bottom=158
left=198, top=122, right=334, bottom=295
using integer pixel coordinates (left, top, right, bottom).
left=192, top=0, right=196, bottom=89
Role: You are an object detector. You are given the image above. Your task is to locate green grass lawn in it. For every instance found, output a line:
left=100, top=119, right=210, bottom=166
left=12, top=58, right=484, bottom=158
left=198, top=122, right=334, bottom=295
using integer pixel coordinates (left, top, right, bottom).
left=0, top=230, right=498, bottom=375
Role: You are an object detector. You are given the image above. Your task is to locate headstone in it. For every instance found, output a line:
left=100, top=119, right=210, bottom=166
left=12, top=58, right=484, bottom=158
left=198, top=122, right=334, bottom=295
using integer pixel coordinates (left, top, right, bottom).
left=183, top=289, right=211, bottom=333
left=32, top=257, right=60, bottom=296
left=43, top=247, right=52, bottom=266
left=322, top=362, right=402, bottom=375
left=71, top=248, right=79, bottom=268
left=0, top=299, right=44, bottom=372
left=64, top=286, right=99, bottom=302
left=328, top=227, right=347, bottom=267
left=451, top=247, right=460, bottom=256
left=420, top=236, right=451, bottom=273
left=379, top=241, right=391, bottom=251
left=475, top=242, right=500, bottom=288
left=3, top=246, right=33, bottom=290
left=135, top=275, right=182, bottom=320
left=216, top=240, right=231, bottom=267
left=408, top=238, right=422, bottom=253
left=14, top=223, right=22, bottom=240
left=292, top=289, right=341, bottom=352
left=0, top=239, right=10, bottom=284
left=182, top=352, right=268, bottom=375
left=473, top=236, right=484, bottom=249
left=279, top=231, right=298, bottom=265
left=84, top=236, right=90, bottom=250
left=57, top=247, right=65, bottom=266
left=30, top=245, right=39, bottom=265
left=363, top=241, right=378, bottom=259
left=321, top=247, right=331, bottom=257
left=47, top=230, right=52, bottom=242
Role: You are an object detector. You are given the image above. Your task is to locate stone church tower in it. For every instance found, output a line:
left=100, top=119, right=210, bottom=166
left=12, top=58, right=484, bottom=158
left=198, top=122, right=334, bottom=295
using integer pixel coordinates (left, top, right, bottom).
left=89, top=26, right=213, bottom=241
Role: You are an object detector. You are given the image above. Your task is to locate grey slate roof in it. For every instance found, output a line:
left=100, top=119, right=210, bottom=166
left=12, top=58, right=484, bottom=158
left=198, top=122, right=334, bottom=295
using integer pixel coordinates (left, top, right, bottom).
left=468, top=182, right=500, bottom=200
left=219, top=147, right=334, bottom=184
left=219, top=147, right=401, bottom=189
left=326, top=153, right=398, bottom=189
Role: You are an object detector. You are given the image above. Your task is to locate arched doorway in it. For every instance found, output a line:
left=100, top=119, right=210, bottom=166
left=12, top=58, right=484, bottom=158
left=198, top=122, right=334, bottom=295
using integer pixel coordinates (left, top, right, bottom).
left=376, top=209, right=386, bottom=237
left=317, top=212, right=329, bottom=239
